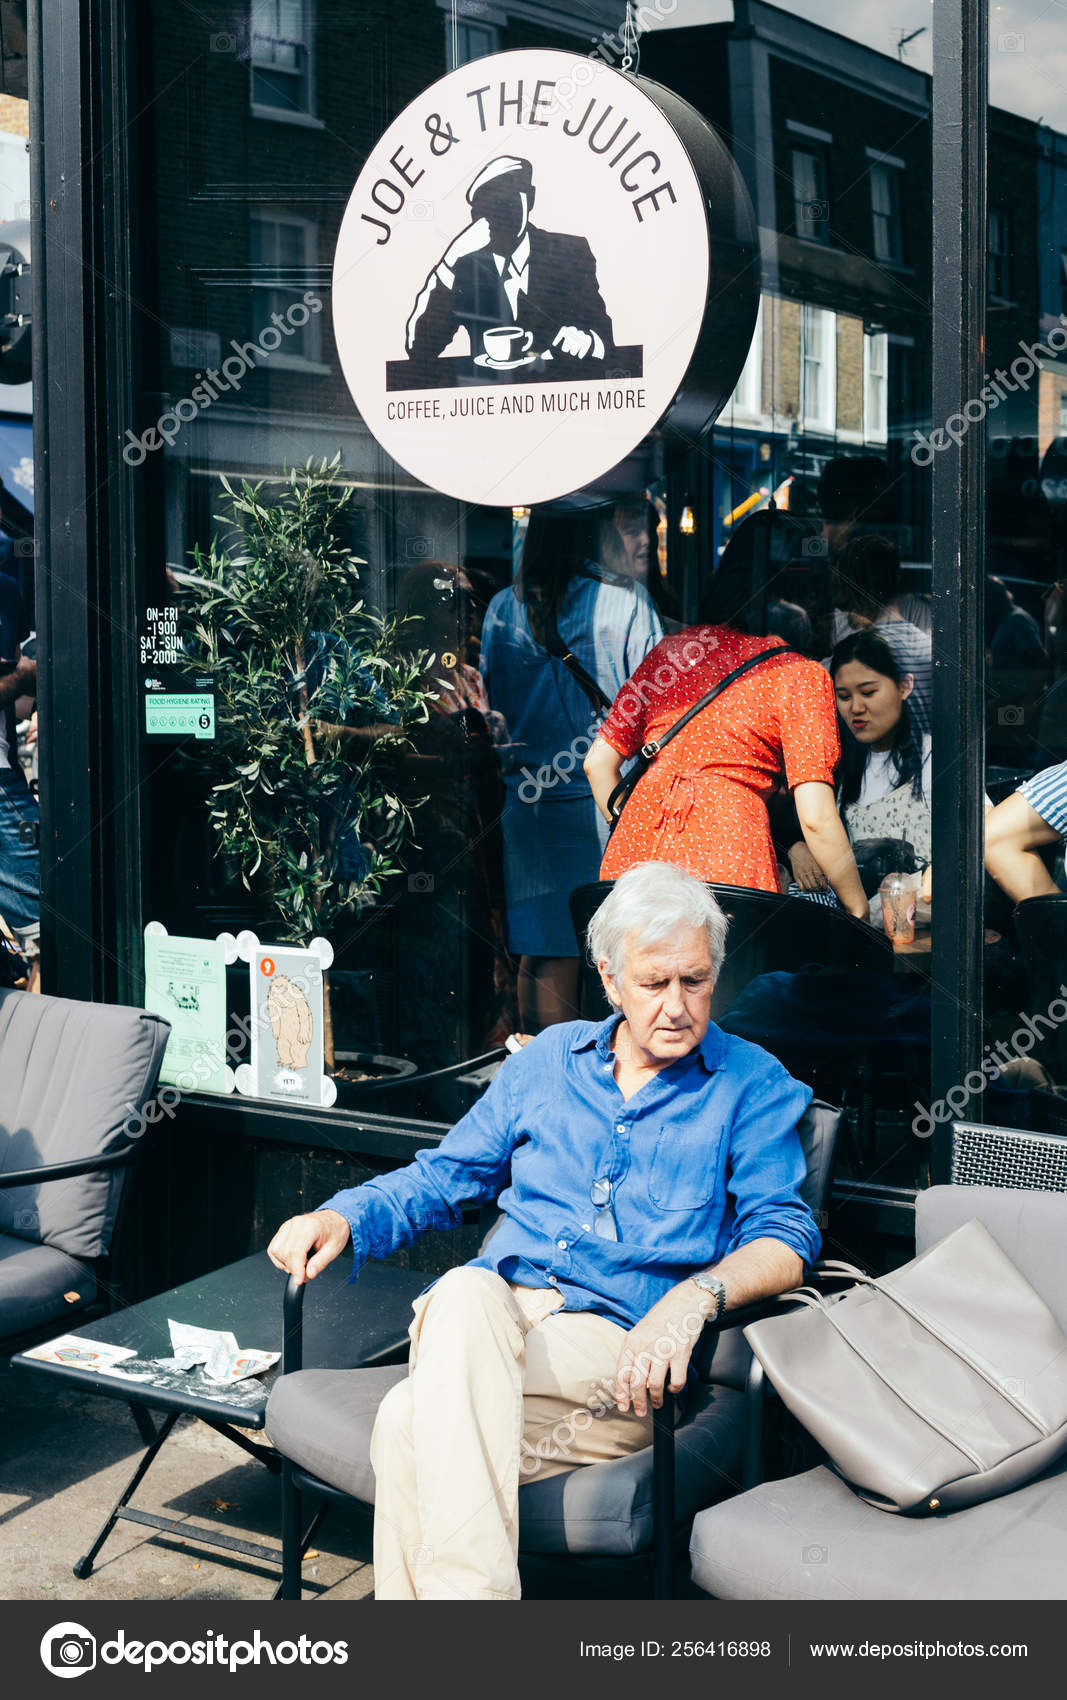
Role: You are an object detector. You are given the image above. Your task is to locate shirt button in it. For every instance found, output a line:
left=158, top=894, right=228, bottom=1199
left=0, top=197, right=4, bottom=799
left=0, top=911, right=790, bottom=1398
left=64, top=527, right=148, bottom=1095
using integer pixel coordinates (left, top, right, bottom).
left=557, top=1239, right=567, bottom=1250
left=548, top=1274, right=559, bottom=1284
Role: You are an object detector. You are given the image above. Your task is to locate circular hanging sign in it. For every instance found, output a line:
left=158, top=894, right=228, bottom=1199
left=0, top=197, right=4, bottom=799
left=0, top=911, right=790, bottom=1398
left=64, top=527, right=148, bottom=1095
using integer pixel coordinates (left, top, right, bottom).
left=332, top=50, right=757, bottom=507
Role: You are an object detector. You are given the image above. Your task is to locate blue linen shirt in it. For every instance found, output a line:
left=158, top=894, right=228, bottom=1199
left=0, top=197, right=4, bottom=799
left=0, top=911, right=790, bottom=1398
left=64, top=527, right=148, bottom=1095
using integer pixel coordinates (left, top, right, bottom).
left=317, top=1014, right=819, bottom=1331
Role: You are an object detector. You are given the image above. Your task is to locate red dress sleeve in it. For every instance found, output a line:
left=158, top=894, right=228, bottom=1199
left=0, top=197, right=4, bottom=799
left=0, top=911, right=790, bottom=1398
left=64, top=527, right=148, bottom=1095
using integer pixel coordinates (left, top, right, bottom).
left=779, top=660, right=842, bottom=789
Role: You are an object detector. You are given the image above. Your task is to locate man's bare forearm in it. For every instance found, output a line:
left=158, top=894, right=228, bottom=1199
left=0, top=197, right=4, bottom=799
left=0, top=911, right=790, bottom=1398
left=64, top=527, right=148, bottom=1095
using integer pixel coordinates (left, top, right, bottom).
left=693, top=1236, right=804, bottom=1311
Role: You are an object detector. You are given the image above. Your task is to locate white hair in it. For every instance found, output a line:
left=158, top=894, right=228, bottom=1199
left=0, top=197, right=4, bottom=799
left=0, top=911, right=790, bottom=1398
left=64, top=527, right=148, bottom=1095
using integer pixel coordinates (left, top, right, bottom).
left=587, top=862, right=729, bottom=984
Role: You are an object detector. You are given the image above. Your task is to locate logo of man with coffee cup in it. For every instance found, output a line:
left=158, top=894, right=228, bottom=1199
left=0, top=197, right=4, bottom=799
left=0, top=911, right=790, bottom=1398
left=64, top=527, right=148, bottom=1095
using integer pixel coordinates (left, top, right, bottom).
left=404, top=156, right=617, bottom=377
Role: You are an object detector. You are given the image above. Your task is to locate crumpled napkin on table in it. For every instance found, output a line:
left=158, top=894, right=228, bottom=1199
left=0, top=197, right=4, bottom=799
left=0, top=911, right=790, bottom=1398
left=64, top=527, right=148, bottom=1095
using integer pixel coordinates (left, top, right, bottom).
left=167, top=1319, right=279, bottom=1384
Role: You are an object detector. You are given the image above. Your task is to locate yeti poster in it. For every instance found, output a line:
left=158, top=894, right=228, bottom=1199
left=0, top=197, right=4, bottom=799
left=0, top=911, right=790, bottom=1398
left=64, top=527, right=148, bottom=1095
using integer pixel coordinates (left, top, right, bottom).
left=251, top=946, right=326, bottom=1107
left=332, top=49, right=758, bottom=506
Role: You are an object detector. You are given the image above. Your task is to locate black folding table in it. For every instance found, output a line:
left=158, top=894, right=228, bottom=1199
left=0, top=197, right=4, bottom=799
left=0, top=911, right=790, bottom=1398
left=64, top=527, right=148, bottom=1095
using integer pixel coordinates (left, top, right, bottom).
left=12, top=1252, right=425, bottom=1590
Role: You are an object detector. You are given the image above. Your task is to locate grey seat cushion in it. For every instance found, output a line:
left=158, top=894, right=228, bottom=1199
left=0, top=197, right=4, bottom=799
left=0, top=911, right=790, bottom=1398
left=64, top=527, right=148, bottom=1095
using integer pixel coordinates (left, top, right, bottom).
left=0, top=988, right=170, bottom=1259
left=267, top=1366, right=406, bottom=1504
left=0, top=1231, right=96, bottom=1339
left=917, top=1185, right=1067, bottom=1325
left=690, top=1458, right=1067, bottom=1600
left=267, top=1368, right=745, bottom=1557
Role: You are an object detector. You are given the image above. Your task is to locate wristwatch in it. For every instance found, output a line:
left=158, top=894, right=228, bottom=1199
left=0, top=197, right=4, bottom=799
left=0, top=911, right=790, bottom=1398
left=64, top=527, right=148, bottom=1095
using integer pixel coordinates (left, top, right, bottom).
left=689, top=1268, right=727, bottom=1320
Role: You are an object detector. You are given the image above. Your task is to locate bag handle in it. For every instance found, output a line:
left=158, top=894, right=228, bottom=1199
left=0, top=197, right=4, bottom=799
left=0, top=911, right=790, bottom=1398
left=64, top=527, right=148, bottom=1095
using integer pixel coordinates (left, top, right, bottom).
left=606, top=645, right=803, bottom=833
left=816, top=1259, right=875, bottom=1283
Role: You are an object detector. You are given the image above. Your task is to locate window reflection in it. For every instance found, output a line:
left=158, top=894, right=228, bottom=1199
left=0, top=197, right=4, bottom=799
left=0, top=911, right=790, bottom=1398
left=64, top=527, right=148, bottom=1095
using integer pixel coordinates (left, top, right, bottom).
left=134, top=0, right=961, bottom=1187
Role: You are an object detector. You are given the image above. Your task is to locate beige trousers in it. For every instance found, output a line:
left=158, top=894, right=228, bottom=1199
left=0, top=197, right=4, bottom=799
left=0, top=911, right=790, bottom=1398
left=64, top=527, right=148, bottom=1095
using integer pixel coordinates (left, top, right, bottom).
left=368, top=1265, right=653, bottom=1600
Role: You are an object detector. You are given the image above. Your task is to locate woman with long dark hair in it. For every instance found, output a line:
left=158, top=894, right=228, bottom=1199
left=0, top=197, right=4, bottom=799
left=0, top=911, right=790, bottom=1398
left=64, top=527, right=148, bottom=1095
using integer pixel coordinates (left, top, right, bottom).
left=788, top=629, right=930, bottom=895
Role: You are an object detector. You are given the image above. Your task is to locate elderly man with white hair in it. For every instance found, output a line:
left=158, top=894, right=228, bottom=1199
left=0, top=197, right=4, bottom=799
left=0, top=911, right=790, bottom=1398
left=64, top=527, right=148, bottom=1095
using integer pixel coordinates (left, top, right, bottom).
left=267, top=862, right=819, bottom=1601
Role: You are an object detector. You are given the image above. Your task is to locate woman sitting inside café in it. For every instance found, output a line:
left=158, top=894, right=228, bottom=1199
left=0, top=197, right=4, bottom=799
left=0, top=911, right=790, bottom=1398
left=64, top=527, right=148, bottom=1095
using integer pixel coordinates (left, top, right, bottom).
left=583, top=512, right=867, bottom=918
left=788, top=630, right=931, bottom=905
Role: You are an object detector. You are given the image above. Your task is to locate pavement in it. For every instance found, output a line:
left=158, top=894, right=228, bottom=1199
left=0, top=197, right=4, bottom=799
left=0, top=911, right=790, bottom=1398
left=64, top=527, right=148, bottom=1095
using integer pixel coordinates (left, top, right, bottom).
left=0, top=1359, right=374, bottom=1602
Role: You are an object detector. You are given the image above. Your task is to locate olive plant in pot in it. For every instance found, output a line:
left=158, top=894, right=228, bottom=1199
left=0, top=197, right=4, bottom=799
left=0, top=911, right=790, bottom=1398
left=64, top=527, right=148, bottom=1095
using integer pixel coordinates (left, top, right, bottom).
left=175, top=455, right=433, bottom=1072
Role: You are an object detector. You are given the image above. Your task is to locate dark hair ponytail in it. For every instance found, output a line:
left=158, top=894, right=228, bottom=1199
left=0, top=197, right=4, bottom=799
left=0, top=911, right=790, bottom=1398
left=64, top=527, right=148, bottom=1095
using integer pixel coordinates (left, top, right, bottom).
left=830, top=629, right=924, bottom=806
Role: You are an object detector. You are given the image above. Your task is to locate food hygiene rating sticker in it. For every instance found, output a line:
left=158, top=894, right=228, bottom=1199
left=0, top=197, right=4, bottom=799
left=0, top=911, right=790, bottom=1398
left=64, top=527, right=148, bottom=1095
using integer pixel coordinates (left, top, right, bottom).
left=144, top=692, right=215, bottom=740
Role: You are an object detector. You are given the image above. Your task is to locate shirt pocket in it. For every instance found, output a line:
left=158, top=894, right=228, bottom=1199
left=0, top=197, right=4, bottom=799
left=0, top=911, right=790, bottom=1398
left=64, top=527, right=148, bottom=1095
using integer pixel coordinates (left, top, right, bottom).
left=647, top=1123, right=724, bottom=1211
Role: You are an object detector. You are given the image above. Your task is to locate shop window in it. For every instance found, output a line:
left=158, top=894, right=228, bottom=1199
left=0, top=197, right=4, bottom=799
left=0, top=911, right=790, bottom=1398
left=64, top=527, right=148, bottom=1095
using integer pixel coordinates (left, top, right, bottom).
left=249, top=211, right=323, bottom=366
left=869, top=159, right=904, bottom=265
left=251, top=0, right=315, bottom=120
left=801, top=305, right=836, bottom=432
left=791, top=145, right=830, bottom=243
left=864, top=331, right=889, bottom=442
left=987, top=208, right=1012, bottom=300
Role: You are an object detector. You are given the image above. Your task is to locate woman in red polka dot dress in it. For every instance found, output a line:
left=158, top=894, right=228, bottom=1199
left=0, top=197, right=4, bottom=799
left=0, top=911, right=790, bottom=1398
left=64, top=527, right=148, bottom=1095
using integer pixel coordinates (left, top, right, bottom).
left=584, top=571, right=868, bottom=917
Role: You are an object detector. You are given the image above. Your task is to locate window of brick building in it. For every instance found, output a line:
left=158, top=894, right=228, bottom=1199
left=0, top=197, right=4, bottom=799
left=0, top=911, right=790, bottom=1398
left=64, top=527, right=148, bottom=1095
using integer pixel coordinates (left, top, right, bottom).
left=801, top=305, right=836, bottom=431
left=869, top=159, right=904, bottom=264
left=251, top=0, right=315, bottom=119
left=791, top=146, right=830, bottom=243
left=988, top=207, right=1012, bottom=300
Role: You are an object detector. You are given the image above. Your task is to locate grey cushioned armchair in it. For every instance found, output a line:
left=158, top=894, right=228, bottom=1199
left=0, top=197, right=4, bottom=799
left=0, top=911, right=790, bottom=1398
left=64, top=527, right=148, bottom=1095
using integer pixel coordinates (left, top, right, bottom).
left=265, top=1099, right=844, bottom=1599
left=688, top=1184, right=1067, bottom=1599
left=0, top=986, right=171, bottom=1354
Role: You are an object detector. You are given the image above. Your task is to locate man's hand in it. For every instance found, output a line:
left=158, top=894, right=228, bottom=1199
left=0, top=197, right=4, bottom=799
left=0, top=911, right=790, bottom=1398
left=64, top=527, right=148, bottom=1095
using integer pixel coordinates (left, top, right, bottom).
left=552, top=326, right=599, bottom=359
left=266, top=1209, right=351, bottom=1285
left=442, top=216, right=492, bottom=270
left=0, top=651, right=33, bottom=706
left=614, top=1279, right=715, bottom=1417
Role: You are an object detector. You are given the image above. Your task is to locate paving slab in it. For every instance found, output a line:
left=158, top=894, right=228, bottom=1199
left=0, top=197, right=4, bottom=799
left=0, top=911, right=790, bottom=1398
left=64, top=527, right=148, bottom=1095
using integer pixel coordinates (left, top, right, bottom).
left=0, top=1362, right=375, bottom=1602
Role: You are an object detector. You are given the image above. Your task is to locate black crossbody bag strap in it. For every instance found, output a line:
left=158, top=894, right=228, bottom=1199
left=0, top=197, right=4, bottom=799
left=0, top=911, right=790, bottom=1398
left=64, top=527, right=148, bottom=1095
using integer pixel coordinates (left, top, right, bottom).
left=606, top=646, right=803, bottom=833
left=540, top=598, right=613, bottom=713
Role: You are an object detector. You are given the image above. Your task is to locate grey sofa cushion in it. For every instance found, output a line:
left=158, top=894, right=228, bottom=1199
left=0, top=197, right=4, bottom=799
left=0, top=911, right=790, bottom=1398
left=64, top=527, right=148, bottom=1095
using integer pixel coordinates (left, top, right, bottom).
left=689, top=1458, right=1067, bottom=1600
left=0, top=989, right=170, bottom=1259
left=0, top=1231, right=96, bottom=1339
left=266, top=1368, right=745, bottom=1558
left=917, top=1185, right=1067, bottom=1327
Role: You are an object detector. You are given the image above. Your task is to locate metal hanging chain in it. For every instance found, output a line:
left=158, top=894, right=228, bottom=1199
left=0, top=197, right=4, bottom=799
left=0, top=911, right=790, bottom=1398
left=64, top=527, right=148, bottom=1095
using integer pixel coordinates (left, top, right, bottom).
left=620, top=1, right=640, bottom=75
left=450, top=0, right=459, bottom=71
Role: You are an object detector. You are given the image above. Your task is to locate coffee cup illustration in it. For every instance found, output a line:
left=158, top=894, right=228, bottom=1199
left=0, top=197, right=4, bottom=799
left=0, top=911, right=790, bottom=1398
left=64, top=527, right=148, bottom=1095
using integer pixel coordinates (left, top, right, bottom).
left=483, top=325, right=534, bottom=362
